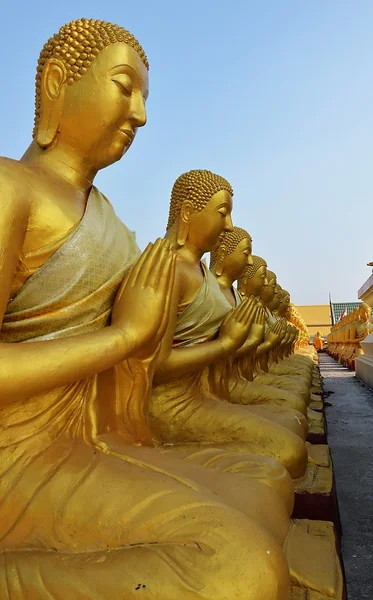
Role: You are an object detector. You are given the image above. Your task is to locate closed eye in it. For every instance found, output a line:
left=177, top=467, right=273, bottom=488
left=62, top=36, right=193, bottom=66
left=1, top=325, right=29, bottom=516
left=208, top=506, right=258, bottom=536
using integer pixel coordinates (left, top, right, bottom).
left=112, top=74, right=133, bottom=97
left=114, top=80, right=132, bottom=96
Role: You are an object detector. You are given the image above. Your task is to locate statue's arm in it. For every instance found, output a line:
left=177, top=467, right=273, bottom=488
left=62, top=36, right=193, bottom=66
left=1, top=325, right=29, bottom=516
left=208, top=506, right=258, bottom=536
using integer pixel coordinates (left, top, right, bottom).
left=0, top=165, right=166, bottom=404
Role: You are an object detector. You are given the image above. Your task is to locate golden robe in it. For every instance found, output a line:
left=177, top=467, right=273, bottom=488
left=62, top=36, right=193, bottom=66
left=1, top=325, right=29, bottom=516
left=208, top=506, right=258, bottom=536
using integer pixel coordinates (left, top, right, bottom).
left=0, top=187, right=292, bottom=599
left=150, top=263, right=308, bottom=479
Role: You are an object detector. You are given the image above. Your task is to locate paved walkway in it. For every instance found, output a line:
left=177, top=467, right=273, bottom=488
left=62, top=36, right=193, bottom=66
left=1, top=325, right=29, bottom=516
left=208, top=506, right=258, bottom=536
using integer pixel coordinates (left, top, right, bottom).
left=319, top=353, right=373, bottom=600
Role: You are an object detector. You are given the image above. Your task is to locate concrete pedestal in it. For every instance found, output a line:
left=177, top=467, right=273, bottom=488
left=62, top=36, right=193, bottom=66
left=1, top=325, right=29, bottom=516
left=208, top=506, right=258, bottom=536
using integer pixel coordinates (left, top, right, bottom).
left=356, top=333, right=373, bottom=388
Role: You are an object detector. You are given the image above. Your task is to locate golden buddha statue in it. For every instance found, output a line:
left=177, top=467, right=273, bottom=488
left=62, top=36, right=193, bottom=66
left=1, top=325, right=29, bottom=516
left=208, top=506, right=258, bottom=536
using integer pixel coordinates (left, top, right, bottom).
left=329, top=311, right=352, bottom=363
left=149, top=170, right=311, bottom=480
left=237, top=259, right=311, bottom=406
left=0, top=18, right=297, bottom=599
left=209, top=229, right=309, bottom=422
left=341, top=303, right=372, bottom=368
left=151, top=171, right=320, bottom=477
left=263, top=287, right=315, bottom=383
left=150, top=173, right=343, bottom=595
left=239, top=265, right=325, bottom=441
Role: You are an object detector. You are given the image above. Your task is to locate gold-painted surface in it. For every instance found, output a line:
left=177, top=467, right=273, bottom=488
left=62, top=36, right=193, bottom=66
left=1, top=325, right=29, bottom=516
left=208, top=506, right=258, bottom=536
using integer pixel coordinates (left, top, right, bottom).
left=0, top=19, right=295, bottom=599
left=151, top=257, right=308, bottom=479
left=328, top=302, right=372, bottom=365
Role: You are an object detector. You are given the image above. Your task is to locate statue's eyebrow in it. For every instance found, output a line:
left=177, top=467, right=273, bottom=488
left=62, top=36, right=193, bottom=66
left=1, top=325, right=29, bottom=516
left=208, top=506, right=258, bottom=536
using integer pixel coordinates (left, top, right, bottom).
left=109, top=64, right=143, bottom=82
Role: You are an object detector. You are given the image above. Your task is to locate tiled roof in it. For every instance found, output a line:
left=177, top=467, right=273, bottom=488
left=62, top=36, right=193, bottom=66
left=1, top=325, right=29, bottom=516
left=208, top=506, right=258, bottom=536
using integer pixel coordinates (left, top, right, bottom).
left=331, top=302, right=369, bottom=323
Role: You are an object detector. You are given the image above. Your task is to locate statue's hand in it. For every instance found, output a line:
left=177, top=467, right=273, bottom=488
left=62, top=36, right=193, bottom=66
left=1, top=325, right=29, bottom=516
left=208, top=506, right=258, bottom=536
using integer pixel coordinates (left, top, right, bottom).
left=248, top=308, right=266, bottom=345
left=219, top=299, right=255, bottom=353
left=264, top=319, right=283, bottom=346
left=111, top=239, right=176, bottom=358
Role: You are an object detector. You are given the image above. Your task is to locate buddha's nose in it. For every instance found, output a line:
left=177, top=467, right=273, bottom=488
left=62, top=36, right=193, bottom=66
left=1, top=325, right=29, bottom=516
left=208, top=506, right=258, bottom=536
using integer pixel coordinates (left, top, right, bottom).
left=129, top=92, right=147, bottom=128
left=263, top=277, right=268, bottom=287
left=247, top=254, right=254, bottom=266
left=224, top=214, right=234, bottom=232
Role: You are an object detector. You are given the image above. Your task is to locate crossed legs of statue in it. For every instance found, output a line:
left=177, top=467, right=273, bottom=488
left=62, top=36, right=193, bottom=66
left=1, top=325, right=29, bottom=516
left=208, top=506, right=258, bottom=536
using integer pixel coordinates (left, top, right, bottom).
left=0, top=436, right=289, bottom=600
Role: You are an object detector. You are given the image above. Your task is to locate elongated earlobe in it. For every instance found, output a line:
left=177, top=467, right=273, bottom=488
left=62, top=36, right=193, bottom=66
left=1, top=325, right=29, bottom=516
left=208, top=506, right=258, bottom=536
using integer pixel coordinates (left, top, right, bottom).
left=36, top=59, right=67, bottom=149
left=215, top=247, right=227, bottom=277
left=176, top=200, right=194, bottom=247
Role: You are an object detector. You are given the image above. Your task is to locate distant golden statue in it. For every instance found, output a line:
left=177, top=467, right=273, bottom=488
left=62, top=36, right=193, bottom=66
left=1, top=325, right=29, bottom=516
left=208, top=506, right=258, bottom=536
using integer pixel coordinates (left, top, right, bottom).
left=209, top=228, right=309, bottom=430
left=328, top=303, right=373, bottom=368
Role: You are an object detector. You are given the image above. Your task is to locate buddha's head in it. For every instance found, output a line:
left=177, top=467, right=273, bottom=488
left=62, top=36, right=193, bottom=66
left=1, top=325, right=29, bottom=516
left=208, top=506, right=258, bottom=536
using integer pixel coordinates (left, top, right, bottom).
left=359, top=302, right=371, bottom=322
left=260, top=269, right=277, bottom=304
left=166, top=170, right=234, bottom=253
left=237, top=255, right=268, bottom=297
left=210, top=226, right=253, bottom=281
left=266, top=282, right=282, bottom=312
left=277, top=288, right=291, bottom=317
left=33, top=18, right=149, bottom=170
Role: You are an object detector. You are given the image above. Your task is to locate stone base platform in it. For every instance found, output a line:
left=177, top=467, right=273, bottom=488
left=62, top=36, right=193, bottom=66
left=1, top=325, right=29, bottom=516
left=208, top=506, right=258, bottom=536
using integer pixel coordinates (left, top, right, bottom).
left=293, top=445, right=341, bottom=532
left=288, top=519, right=345, bottom=600
left=356, top=352, right=373, bottom=390
left=310, top=394, right=325, bottom=411
left=307, top=408, right=327, bottom=444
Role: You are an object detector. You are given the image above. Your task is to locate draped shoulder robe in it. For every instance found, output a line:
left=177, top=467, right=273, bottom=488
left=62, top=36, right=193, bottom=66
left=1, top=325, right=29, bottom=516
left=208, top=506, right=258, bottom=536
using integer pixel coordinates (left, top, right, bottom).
left=0, top=188, right=291, bottom=599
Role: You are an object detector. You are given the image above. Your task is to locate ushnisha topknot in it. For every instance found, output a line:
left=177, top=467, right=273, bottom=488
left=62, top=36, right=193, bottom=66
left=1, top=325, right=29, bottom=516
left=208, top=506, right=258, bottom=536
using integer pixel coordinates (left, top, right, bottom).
left=166, top=169, right=233, bottom=231
left=34, top=18, right=148, bottom=136
left=210, top=226, right=251, bottom=268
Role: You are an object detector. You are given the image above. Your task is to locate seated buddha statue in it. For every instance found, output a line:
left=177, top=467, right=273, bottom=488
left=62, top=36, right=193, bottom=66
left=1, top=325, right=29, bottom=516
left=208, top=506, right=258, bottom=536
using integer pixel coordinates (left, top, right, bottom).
left=335, top=312, right=352, bottom=362
left=266, top=287, right=314, bottom=383
left=0, top=18, right=295, bottom=599
left=149, top=195, right=341, bottom=596
left=150, top=170, right=309, bottom=479
left=209, top=227, right=309, bottom=423
left=241, top=269, right=324, bottom=433
left=237, top=259, right=311, bottom=405
left=344, top=303, right=373, bottom=368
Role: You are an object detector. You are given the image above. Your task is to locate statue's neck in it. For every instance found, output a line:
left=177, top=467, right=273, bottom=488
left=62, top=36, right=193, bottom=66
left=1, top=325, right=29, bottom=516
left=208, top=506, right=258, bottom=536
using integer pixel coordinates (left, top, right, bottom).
left=243, top=283, right=260, bottom=298
left=165, top=226, right=204, bottom=265
left=264, top=302, right=275, bottom=315
left=21, top=141, right=95, bottom=193
left=211, top=268, right=235, bottom=290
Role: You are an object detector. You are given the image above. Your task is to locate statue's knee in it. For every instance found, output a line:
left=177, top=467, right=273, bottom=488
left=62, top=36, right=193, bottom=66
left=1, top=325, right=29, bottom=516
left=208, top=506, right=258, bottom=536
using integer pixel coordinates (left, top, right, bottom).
left=282, top=432, right=308, bottom=478
left=211, top=515, right=290, bottom=600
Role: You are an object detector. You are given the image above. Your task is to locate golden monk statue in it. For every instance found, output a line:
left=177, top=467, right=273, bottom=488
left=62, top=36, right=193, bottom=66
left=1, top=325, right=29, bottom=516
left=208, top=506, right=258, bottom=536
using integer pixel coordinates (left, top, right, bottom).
left=150, top=171, right=310, bottom=480
left=0, top=18, right=298, bottom=599
left=261, top=286, right=315, bottom=383
left=331, top=303, right=373, bottom=368
left=209, top=228, right=309, bottom=425
left=237, top=259, right=311, bottom=406
left=237, top=261, right=326, bottom=443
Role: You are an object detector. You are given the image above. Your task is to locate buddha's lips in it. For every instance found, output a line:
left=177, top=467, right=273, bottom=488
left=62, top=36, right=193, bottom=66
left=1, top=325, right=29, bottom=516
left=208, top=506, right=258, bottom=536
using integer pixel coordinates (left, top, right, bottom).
left=118, top=129, right=134, bottom=144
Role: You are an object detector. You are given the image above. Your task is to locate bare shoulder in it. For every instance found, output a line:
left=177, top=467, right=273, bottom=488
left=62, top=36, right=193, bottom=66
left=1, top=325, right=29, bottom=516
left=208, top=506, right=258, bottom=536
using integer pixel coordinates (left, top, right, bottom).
left=175, top=256, right=203, bottom=304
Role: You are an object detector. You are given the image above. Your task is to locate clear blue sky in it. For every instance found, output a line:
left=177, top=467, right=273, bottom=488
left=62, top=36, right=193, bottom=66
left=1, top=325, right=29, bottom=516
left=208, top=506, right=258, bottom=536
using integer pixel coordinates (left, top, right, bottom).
left=1, top=1, right=372, bottom=305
